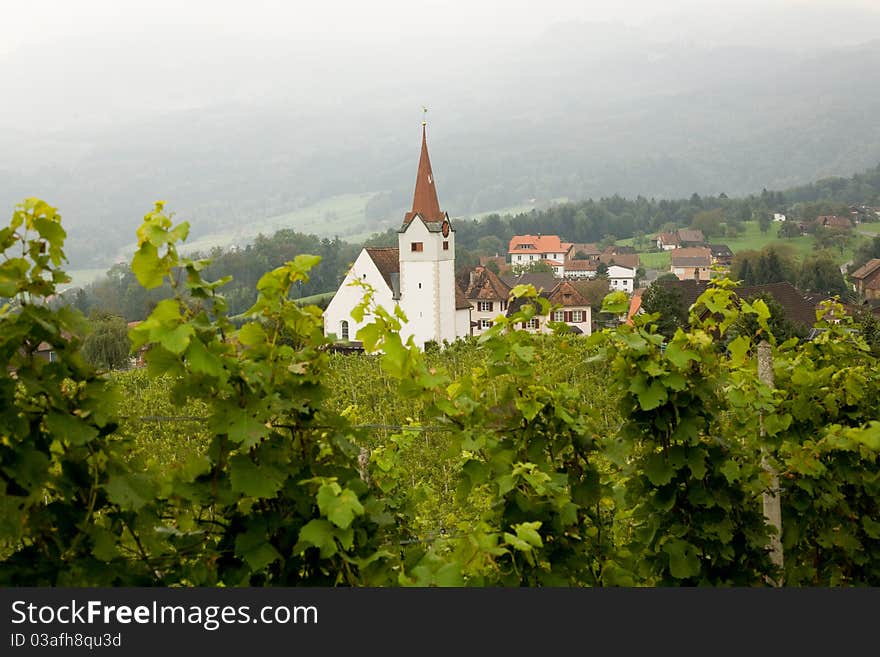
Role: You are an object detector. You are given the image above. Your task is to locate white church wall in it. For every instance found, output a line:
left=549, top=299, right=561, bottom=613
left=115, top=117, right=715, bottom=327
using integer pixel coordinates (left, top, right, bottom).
left=323, top=250, right=393, bottom=342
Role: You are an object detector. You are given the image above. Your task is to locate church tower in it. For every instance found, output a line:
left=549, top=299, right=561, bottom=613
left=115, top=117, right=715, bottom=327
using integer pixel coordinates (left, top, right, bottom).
left=397, top=122, right=457, bottom=347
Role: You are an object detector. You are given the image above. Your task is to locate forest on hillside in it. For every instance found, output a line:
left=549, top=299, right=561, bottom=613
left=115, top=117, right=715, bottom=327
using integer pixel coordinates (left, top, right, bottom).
left=69, top=163, right=880, bottom=321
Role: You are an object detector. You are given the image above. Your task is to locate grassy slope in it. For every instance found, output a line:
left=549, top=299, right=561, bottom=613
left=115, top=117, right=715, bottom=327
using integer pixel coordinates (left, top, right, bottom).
left=172, top=192, right=384, bottom=256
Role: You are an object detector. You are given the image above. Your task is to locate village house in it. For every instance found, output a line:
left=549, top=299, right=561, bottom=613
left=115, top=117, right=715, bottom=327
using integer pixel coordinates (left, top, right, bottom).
left=323, top=124, right=471, bottom=348
left=670, top=247, right=713, bottom=281
left=478, top=254, right=510, bottom=276
left=502, top=272, right=558, bottom=296
left=505, top=279, right=592, bottom=336
left=504, top=234, right=639, bottom=292
left=508, top=234, right=572, bottom=269
left=545, top=259, right=567, bottom=278
left=602, top=245, right=637, bottom=257
left=850, top=258, right=880, bottom=300
left=676, top=229, right=707, bottom=247
left=462, top=265, right=512, bottom=336
left=550, top=254, right=637, bottom=292
left=599, top=252, right=639, bottom=270
left=606, top=264, right=637, bottom=293
left=562, top=259, right=598, bottom=279
left=656, top=232, right=679, bottom=250
left=566, top=243, right=601, bottom=262
left=655, top=228, right=706, bottom=251
left=815, top=215, right=852, bottom=230
left=709, top=244, right=734, bottom=267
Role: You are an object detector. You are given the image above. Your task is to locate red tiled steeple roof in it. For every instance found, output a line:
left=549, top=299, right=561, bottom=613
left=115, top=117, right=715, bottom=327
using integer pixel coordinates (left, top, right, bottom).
left=404, top=124, right=444, bottom=224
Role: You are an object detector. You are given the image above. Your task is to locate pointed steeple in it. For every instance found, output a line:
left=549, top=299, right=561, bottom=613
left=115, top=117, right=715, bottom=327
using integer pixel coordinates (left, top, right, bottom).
left=404, top=122, right=444, bottom=224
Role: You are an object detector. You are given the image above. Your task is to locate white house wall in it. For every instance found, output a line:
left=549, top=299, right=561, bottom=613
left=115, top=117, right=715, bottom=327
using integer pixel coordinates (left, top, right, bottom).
left=470, top=299, right=509, bottom=335
left=607, top=265, right=636, bottom=294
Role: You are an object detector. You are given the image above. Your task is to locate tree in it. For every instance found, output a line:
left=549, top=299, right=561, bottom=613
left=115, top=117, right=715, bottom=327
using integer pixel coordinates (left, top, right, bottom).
left=691, top=208, right=724, bottom=238
left=854, top=305, right=880, bottom=356
left=731, top=246, right=796, bottom=286
left=599, top=234, right=618, bottom=250
left=632, top=231, right=647, bottom=251
left=814, top=226, right=851, bottom=253
left=724, top=220, right=742, bottom=238
left=797, top=252, right=849, bottom=297
left=640, top=279, right=688, bottom=338
left=757, top=211, right=772, bottom=234
left=777, top=221, right=801, bottom=239
left=477, top=235, right=504, bottom=255
left=81, top=313, right=131, bottom=371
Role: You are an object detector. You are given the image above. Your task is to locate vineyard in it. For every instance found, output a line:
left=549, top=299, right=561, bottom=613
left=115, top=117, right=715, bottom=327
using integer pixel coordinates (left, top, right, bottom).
left=1, top=199, right=879, bottom=586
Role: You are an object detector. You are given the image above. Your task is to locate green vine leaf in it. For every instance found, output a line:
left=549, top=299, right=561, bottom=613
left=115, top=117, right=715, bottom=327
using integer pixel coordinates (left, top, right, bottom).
left=294, top=519, right=338, bottom=558
left=317, top=482, right=365, bottom=530
left=229, top=454, right=285, bottom=499
left=663, top=539, right=701, bottom=579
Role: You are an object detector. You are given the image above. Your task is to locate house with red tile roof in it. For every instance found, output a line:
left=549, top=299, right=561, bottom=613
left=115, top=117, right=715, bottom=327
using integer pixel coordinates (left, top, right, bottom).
left=508, top=234, right=572, bottom=269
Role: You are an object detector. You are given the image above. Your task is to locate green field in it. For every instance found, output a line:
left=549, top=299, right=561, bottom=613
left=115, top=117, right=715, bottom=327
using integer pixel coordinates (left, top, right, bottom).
left=637, top=251, right=671, bottom=269
left=720, top=221, right=813, bottom=258
left=180, top=192, right=385, bottom=255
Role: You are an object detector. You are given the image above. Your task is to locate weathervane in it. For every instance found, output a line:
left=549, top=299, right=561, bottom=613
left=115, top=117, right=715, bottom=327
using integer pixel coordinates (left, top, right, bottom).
left=422, top=106, right=428, bottom=126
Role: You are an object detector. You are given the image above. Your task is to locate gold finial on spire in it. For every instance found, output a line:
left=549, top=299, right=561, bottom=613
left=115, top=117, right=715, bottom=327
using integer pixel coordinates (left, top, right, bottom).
left=422, top=105, right=428, bottom=126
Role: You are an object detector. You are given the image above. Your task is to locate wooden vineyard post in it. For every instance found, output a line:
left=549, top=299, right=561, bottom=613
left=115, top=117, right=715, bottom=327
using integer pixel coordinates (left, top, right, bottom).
left=758, top=340, right=783, bottom=584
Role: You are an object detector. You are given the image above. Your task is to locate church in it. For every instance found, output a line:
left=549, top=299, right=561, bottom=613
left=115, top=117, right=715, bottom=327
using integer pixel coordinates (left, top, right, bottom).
left=323, top=124, right=472, bottom=348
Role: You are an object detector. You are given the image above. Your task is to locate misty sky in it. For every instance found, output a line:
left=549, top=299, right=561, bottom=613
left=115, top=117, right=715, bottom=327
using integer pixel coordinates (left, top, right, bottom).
left=3, top=0, right=879, bottom=140
left=3, top=0, right=879, bottom=50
